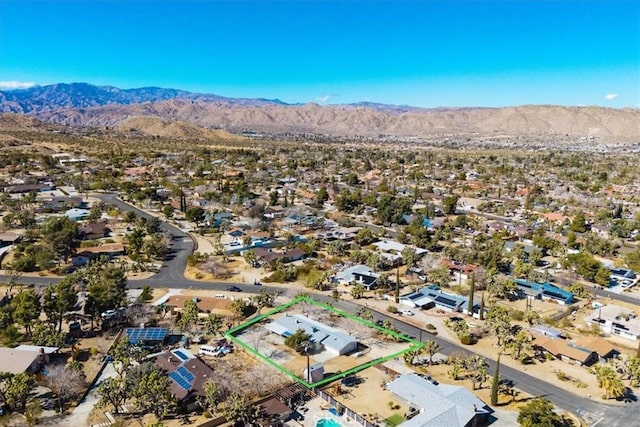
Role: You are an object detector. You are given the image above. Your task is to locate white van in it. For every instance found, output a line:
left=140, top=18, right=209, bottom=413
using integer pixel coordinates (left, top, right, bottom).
left=199, top=345, right=219, bottom=357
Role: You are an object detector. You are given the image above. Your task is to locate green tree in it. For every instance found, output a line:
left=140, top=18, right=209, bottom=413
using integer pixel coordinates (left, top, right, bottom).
left=568, top=282, right=592, bottom=298
left=12, top=289, right=41, bottom=336
left=570, top=211, right=588, bottom=233
left=125, top=227, right=146, bottom=259
left=250, top=289, right=281, bottom=312
left=428, top=265, right=451, bottom=288
left=86, top=261, right=128, bottom=325
left=595, top=267, right=611, bottom=287
left=185, top=207, right=206, bottom=226
left=30, top=320, right=65, bottom=347
left=198, top=381, right=225, bottom=415
left=566, top=252, right=600, bottom=282
left=467, top=273, right=475, bottom=315
left=1, top=372, right=36, bottom=412
left=133, top=367, right=177, bottom=420
left=96, top=377, right=129, bottom=415
left=486, top=305, right=512, bottom=348
left=517, top=397, right=563, bottom=427
left=177, top=299, right=200, bottom=332
left=443, top=194, right=460, bottom=215
left=491, top=354, right=501, bottom=406
left=355, top=228, right=376, bottom=246
left=508, top=330, right=532, bottom=361
left=204, top=313, right=224, bottom=336
left=523, top=310, right=541, bottom=326
left=220, top=392, right=260, bottom=425
left=162, top=204, right=174, bottom=219
left=143, top=233, right=169, bottom=260
left=465, top=354, right=489, bottom=390
left=284, top=329, right=311, bottom=352
left=42, top=277, right=79, bottom=333
left=40, top=216, right=80, bottom=263
left=591, top=364, right=625, bottom=400
left=351, top=284, right=365, bottom=299
left=423, top=340, right=441, bottom=365
left=315, top=186, right=329, bottom=206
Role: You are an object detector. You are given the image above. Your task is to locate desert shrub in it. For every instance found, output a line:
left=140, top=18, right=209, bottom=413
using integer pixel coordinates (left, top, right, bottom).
left=387, top=305, right=399, bottom=314
left=425, top=323, right=437, bottom=330
left=459, top=334, right=475, bottom=345
left=510, top=310, right=524, bottom=321
left=263, top=270, right=285, bottom=283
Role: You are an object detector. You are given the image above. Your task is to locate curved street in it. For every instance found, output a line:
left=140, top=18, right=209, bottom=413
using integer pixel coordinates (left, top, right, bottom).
left=1, top=194, right=638, bottom=425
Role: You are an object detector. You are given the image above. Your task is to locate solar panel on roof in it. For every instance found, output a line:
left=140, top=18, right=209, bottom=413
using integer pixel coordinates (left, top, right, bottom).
left=177, top=366, right=195, bottom=383
left=174, top=350, right=189, bottom=361
left=169, top=371, right=190, bottom=390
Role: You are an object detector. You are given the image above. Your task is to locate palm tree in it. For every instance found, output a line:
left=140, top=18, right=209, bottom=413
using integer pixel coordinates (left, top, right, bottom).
left=591, top=364, right=625, bottom=400
left=424, top=340, right=441, bottom=365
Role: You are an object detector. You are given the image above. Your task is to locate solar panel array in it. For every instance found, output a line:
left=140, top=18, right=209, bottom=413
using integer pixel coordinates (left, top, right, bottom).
left=125, top=328, right=168, bottom=344
left=169, top=364, right=195, bottom=391
left=177, top=366, right=195, bottom=382
left=173, top=350, right=189, bottom=361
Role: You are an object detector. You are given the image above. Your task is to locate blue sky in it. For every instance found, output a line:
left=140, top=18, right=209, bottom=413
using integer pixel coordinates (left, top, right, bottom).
left=1, top=0, right=638, bottom=107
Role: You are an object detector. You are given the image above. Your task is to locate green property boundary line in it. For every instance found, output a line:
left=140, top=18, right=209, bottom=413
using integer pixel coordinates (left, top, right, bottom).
left=225, top=295, right=423, bottom=389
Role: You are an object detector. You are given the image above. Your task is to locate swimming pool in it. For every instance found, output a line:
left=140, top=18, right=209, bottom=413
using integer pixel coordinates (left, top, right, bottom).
left=315, top=418, right=342, bottom=427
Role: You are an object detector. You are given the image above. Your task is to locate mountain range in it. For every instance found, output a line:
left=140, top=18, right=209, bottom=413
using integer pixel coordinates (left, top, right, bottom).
left=1, top=83, right=639, bottom=140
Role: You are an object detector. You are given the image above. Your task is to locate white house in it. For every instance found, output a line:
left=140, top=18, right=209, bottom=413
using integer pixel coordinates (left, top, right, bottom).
left=266, top=314, right=358, bottom=356
left=400, top=286, right=468, bottom=313
left=386, top=373, right=491, bottom=427
left=586, top=303, right=640, bottom=341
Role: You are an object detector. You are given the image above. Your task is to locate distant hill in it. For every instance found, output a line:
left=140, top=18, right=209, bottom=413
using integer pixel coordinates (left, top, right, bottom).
left=1, top=82, right=639, bottom=140
left=116, top=116, right=235, bottom=139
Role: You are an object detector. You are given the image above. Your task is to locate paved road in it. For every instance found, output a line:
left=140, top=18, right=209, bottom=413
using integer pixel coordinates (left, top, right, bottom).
left=2, top=194, right=639, bottom=425
left=319, top=297, right=621, bottom=426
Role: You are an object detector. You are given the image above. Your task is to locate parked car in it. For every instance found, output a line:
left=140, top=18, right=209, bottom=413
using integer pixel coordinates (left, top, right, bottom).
left=227, top=285, right=242, bottom=292
left=400, top=309, right=415, bottom=316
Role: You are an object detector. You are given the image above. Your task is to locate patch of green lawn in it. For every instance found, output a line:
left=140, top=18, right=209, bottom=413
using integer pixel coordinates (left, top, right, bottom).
left=385, top=413, right=405, bottom=427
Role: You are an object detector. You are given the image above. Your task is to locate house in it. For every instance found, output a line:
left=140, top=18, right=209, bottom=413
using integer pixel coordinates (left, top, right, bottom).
left=533, top=337, right=599, bottom=366
left=400, top=286, right=468, bottom=312
left=514, top=279, right=574, bottom=305
left=43, top=196, right=85, bottom=211
left=585, top=303, right=640, bottom=341
left=72, top=242, right=125, bottom=266
left=266, top=314, right=358, bottom=356
left=385, top=373, right=491, bottom=427
left=372, top=240, right=428, bottom=260
left=79, top=222, right=111, bottom=240
left=570, top=337, right=619, bottom=360
left=609, top=267, right=636, bottom=281
left=591, top=223, right=611, bottom=239
left=154, top=348, right=215, bottom=409
left=64, top=208, right=91, bottom=221
left=0, top=346, right=57, bottom=375
left=0, top=232, right=22, bottom=247
left=5, top=183, right=53, bottom=194
left=264, top=205, right=285, bottom=219
left=441, top=259, right=481, bottom=282
left=529, top=325, right=564, bottom=338
left=334, top=265, right=380, bottom=291
left=254, top=248, right=306, bottom=265
left=542, top=212, right=572, bottom=226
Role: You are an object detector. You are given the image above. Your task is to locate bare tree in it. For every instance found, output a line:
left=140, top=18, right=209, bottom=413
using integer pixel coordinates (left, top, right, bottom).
left=45, top=364, right=86, bottom=413
left=202, top=259, right=230, bottom=278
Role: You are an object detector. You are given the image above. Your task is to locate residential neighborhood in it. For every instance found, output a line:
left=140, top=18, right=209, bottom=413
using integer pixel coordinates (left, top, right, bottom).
left=0, top=119, right=639, bottom=427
